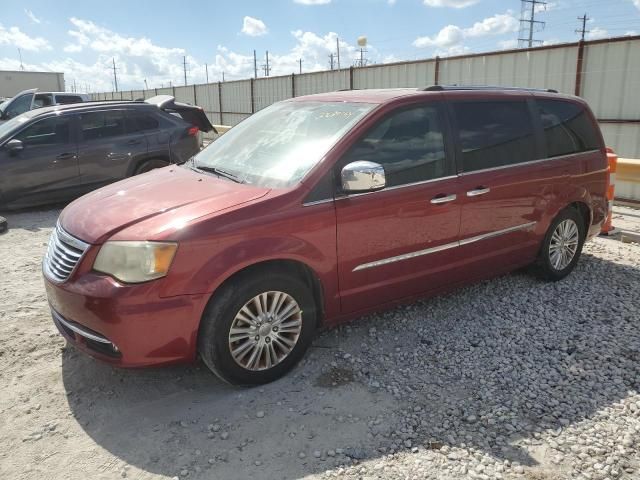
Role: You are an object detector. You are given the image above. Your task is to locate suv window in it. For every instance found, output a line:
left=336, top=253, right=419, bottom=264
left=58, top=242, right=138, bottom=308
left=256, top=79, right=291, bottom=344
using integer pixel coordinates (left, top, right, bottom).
left=341, top=104, right=450, bottom=188
left=126, top=112, right=160, bottom=133
left=536, top=99, right=600, bottom=157
left=55, top=95, right=84, bottom=105
left=5, top=94, right=33, bottom=119
left=33, top=94, right=54, bottom=109
left=15, top=117, right=70, bottom=146
left=80, top=111, right=125, bottom=140
left=452, top=100, right=537, bottom=172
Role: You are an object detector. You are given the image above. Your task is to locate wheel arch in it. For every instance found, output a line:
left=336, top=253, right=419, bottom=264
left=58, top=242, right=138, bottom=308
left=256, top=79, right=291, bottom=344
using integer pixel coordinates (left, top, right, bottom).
left=127, top=155, right=171, bottom=177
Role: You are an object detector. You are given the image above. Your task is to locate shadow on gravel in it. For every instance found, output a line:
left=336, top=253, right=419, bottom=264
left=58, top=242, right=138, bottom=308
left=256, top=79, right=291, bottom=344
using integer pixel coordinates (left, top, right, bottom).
left=0, top=206, right=62, bottom=232
left=61, top=252, right=640, bottom=479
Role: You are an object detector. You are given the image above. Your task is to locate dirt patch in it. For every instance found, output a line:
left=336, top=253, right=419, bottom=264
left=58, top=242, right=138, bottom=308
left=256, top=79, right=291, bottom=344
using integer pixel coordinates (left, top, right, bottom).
left=314, top=367, right=355, bottom=388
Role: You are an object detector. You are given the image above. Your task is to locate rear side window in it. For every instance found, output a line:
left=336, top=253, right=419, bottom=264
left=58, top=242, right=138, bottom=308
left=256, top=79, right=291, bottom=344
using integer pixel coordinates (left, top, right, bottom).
left=33, top=94, right=54, bottom=109
left=126, top=112, right=160, bottom=133
left=341, top=104, right=451, bottom=188
left=452, top=101, right=537, bottom=172
left=15, top=117, right=70, bottom=146
left=80, top=111, right=125, bottom=140
left=536, top=99, right=600, bottom=157
left=55, top=95, right=84, bottom=105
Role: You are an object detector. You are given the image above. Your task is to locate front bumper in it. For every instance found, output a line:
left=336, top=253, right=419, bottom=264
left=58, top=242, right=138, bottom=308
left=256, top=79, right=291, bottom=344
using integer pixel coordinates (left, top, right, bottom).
left=44, top=272, right=209, bottom=367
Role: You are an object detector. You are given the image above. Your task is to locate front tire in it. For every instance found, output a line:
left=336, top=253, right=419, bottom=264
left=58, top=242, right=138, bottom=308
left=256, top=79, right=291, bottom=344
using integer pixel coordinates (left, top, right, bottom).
left=198, top=270, right=317, bottom=385
left=535, top=207, right=585, bottom=281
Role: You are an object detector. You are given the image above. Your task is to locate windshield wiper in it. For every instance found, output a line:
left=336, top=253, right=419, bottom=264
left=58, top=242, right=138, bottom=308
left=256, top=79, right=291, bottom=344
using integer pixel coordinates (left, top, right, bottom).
left=193, top=163, right=243, bottom=183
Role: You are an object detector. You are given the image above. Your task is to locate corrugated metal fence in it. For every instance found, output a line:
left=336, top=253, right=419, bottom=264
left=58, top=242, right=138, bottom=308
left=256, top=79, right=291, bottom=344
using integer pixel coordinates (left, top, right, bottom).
left=91, top=35, right=640, bottom=158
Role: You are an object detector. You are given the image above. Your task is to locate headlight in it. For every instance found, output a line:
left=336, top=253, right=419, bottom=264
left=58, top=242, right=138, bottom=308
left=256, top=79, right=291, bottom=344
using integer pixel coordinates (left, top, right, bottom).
left=93, top=241, right=178, bottom=283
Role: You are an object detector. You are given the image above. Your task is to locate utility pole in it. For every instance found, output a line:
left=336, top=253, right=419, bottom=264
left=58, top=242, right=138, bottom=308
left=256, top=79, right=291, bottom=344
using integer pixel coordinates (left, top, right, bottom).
left=262, top=51, right=271, bottom=77
left=253, top=50, right=258, bottom=79
left=336, top=37, right=341, bottom=69
left=183, top=56, right=188, bottom=86
left=576, top=13, right=590, bottom=41
left=205, top=64, right=209, bottom=83
left=73, top=79, right=77, bottom=93
left=222, top=72, right=225, bottom=82
left=298, top=58, right=303, bottom=74
left=518, top=0, right=547, bottom=48
left=111, top=57, right=119, bottom=92
left=144, top=78, right=148, bottom=89
left=18, top=48, right=24, bottom=71
left=329, top=53, right=335, bottom=70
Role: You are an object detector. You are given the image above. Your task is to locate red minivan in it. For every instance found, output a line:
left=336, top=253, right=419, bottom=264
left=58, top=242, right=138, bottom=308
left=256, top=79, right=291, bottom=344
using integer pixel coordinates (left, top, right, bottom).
left=43, top=86, right=608, bottom=385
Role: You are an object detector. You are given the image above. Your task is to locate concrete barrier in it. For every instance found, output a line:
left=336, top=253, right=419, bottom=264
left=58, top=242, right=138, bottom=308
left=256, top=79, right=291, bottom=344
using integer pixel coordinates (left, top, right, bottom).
left=616, top=158, right=640, bottom=203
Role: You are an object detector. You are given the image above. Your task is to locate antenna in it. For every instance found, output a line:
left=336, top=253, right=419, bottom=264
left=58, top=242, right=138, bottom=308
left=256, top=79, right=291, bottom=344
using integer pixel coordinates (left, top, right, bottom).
left=518, top=0, right=547, bottom=48
left=576, top=13, right=590, bottom=41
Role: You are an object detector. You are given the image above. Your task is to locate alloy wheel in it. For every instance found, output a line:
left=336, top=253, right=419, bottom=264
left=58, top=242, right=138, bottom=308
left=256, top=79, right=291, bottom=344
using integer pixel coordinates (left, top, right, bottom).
left=228, top=291, right=303, bottom=371
left=549, top=219, right=580, bottom=271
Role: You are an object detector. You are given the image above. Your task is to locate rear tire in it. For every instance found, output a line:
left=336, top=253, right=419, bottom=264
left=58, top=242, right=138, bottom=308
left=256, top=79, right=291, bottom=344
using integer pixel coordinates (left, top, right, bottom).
left=198, top=270, right=317, bottom=385
left=134, top=159, right=169, bottom=175
left=535, top=207, right=586, bottom=281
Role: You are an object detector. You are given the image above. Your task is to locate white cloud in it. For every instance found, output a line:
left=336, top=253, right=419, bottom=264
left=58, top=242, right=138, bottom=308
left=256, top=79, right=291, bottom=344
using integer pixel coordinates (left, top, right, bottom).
left=0, top=24, right=51, bottom=51
left=413, top=11, right=519, bottom=54
left=241, top=16, right=268, bottom=36
left=586, top=27, right=608, bottom=40
left=388, top=0, right=398, bottom=4
left=24, top=9, right=41, bottom=24
left=498, top=39, right=518, bottom=49
left=625, top=30, right=638, bottom=36
left=423, top=0, right=478, bottom=8
left=294, top=0, right=331, bottom=4
left=64, top=44, right=83, bottom=53
left=632, top=0, right=640, bottom=11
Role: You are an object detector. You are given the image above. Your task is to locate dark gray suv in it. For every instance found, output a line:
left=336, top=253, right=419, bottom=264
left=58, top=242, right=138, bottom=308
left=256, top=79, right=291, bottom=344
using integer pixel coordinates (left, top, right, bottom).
left=0, top=96, right=215, bottom=209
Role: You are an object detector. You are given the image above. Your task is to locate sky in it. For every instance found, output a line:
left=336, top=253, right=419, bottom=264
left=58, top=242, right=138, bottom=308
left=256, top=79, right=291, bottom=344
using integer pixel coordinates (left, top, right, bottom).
left=0, top=0, right=639, bottom=92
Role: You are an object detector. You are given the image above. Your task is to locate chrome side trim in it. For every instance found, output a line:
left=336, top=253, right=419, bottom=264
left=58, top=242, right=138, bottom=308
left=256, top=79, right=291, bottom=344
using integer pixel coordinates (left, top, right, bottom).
left=302, top=198, right=335, bottom=207
left=353, top=240, right=459, bottom=272
left=352, top=221, right=537, bottom=272
left=458, top=221, right=537, bottom=246
left=336, top=175, right=459, bottom=200
left=51, top=309, right=112, bottom=344
left=459, top=149, right=600, bottom=176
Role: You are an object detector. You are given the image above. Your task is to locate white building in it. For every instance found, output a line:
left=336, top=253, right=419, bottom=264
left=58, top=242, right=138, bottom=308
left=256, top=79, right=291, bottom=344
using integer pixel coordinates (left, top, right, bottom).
left=0, top=70, right=65, bottom=98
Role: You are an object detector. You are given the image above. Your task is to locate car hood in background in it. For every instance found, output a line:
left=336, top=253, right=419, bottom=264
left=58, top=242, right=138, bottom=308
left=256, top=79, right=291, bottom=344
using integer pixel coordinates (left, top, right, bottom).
left=145, top=95, right=216, bottom=133
left=60, top=167, right=269, bottom=244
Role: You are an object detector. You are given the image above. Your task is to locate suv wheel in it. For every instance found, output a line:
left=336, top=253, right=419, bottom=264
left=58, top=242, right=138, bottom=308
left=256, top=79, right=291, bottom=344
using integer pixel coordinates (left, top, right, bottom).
left=198, top=270, right=317, bottom=385
left=134, top=159, right=169, bottom=175
left=535, top=207, right=585, bottom=281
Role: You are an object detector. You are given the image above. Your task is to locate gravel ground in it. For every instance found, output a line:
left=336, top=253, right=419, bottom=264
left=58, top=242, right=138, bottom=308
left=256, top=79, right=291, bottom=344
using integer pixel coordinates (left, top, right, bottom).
left=0, top=207, right=639, bottom=480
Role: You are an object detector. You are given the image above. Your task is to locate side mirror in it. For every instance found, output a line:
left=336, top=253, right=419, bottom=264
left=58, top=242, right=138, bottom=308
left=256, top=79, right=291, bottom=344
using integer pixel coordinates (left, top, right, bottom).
left=341, top=161, right=386, bottom=193
left=6, top=139, right=24, bottom=154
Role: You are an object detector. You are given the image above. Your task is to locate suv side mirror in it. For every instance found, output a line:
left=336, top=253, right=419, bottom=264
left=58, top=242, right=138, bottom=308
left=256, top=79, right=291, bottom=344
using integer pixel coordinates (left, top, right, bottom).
left=341, top=161, right=386, bottom=193
left=6, top=139, right=24, bottom=154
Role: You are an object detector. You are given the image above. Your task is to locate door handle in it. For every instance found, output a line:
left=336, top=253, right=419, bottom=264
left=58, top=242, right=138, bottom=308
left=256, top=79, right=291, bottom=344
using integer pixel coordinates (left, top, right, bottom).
left=466, top=187, right=491, bottom=197
left=430, top=194, right=457, bottom=204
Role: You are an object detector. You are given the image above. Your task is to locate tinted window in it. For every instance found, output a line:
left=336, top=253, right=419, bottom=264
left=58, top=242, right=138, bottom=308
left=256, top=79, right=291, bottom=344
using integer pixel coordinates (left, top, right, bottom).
left=536, top=99, right=600, bottom=157
left=126, top=112, right=160, bottom=133
left=342, top=105, right=450, bottom=188
left=33, top=94, right=54, bottom=109
left=56, top=95, right=84, bottom=104
left=5, top=94, right=33, bottom=118
left=80, top=111, right=125, bottom=140
left=452, top=101, right=537, bottom=172
left=15, top=117, right=70, bottom=146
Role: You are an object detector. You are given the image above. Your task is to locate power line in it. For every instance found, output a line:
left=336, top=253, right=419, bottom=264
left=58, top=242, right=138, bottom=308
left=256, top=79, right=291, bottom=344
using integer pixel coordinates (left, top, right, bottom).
left=518, top=0, right=547, bottom=48
left=576, top=13, right=590, bottom=41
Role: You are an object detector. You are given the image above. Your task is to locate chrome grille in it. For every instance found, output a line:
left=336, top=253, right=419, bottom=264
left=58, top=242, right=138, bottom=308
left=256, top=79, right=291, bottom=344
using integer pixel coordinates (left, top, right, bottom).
left=43, top=224, right=89, bottom=283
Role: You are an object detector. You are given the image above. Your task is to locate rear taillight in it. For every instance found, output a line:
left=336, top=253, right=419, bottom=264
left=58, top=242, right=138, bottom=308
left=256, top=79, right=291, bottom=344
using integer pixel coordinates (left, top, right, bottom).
left=187, top=126, right=199, bottom=137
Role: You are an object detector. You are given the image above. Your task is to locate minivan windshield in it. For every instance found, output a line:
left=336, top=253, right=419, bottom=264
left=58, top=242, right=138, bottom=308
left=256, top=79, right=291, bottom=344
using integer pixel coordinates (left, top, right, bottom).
left=191, top=101, right=375, bottom=187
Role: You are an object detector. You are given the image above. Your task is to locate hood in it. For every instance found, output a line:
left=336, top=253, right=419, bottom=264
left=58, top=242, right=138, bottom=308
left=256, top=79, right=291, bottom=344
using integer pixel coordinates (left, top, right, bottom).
left=60, top=166, right=270, bottom=244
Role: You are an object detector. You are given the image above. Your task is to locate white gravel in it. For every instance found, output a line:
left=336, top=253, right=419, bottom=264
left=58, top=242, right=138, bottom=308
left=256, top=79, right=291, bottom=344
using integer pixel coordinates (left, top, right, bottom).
left=0, top=207, right=639, bottom=480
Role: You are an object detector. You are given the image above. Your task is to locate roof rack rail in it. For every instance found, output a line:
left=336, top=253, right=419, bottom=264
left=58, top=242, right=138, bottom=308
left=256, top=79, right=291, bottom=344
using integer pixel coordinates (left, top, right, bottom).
left=422, top=85, right=558, bottom=93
